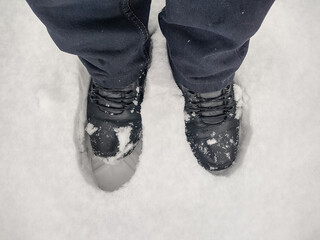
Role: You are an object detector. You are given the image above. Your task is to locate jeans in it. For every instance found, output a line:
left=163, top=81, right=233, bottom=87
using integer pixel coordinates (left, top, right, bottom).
left=26, top=0, right=274, bottom=93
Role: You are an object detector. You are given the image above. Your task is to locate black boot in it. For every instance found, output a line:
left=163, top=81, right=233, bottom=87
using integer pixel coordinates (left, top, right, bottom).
left=180, top=84, right=240, bottom=172
left=86, top=73, right=146, bottom=165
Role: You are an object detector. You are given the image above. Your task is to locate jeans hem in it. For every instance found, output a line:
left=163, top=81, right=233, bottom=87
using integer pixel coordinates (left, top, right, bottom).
left=168, top=56, right=234, bottom=93
left=92, top=66, right=149, bottom=89
left=176, top=74, right=235, bottom=93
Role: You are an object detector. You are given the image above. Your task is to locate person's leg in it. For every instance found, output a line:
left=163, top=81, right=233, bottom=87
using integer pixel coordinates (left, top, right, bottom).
left=26, top=0, right=152, bottom=187
left=26, top=0, right=151, bottom=88
left=159, top=0, right=274, bottom=172
left=159, top=0, right=274, bottom=93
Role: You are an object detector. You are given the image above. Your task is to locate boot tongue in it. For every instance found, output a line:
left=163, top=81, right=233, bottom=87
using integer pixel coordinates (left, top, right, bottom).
left=201, top=109, right=224, bottom=117
left=99, top=91, right=122, bottom=98
left=97, top=82, right=137, bottom=108
left=201, top=115, right=225, bottom=124
left=98, top=98, right=123, bottom=109
left=98, top=81, right=137, bottom=98
left=199, top=89, right=222, bottom=99
left=198, top=89, right=224, bottom=115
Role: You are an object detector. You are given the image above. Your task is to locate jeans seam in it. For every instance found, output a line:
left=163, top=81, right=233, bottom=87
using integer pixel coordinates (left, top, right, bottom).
left=127, top=0, right=149, bottom=41
left=121, top=0, right=149, bottom=63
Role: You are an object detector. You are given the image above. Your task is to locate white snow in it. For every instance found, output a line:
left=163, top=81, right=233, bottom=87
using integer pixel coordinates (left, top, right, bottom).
left=104, top=142, right=134, bottom=163
left=102, top=126, right=134, bottom=165
left=85, top=123, right=98, bottom=135
left=93, top=142, right=134, bottom=166
left=115, top=126, right=132, bottom=153
left=184, top=111, right=190, bottom=121
left=233, top=83, right=244, bottom=119
left=207, top=138, right=217, bottom=145
left=1, top=1, right=320, bottom=240
left=92, top=126, right=134, bottom=165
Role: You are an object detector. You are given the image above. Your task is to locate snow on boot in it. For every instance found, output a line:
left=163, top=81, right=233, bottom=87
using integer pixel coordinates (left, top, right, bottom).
left=180, top=84, right=240, bottom=172
left=86, top=73, right=145, bottom=165
left=85, top=72, right=146, bottom=191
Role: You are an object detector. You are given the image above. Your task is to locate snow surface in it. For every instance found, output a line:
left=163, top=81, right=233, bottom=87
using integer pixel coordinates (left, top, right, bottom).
left=1, top=1, right=320, bottom=239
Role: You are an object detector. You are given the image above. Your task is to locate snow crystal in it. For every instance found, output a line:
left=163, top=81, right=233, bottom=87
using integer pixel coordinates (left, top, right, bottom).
left=207, top=138, right=217, bottom=145
left=233, top=84, right=243, bottom=120
left=210, top=166, right=218, bottom=171
left=115, top=126, right=132, bottom=153
left=85, top=123, right=98, bottom=135
left=198, top=145, right=208, bottom=154
left=184, top=111, right=190, bottom=121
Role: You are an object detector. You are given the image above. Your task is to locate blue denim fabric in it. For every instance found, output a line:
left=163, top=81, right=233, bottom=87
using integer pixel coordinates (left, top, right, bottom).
left=26, top=0, right=274, bottom=92
left=27, top=0, right=151, bottom=88
left=159, top=0, right=274, bottom=92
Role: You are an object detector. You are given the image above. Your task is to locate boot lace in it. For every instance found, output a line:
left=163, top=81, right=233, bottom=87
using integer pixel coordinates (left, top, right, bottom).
left=185, top=85, right=236, bottom=125
left=89, top=82, right=138, bottom=115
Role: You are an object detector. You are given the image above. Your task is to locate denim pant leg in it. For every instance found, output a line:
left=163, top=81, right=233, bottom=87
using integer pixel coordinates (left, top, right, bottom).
left=26, top=0, right=151, bottom=88
left=159, top=0, right=275, bottom=93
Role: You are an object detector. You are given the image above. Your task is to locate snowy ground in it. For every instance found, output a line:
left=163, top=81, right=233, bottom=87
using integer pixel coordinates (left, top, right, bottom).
left=1, top=0, right=320, bottom=239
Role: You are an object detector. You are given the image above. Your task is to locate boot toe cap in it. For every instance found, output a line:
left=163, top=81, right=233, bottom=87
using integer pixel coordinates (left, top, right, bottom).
left=86, top=120, right=141, bottom=161
left=187, top=127, right=239, bottom=172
